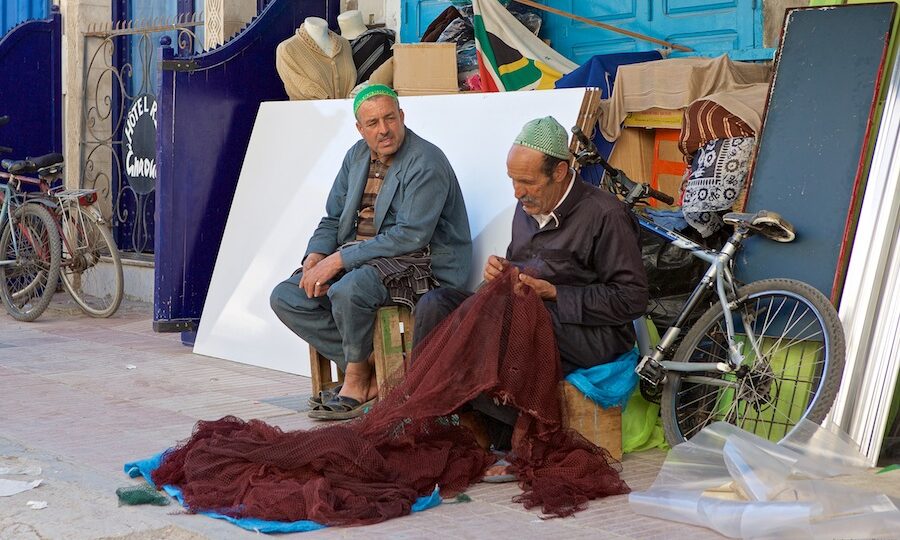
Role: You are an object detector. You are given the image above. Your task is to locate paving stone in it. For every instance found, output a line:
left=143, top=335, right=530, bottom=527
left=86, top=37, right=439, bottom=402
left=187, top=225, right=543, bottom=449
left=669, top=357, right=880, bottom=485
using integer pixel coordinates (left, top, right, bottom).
left=0, top=301, right=728, bottom=539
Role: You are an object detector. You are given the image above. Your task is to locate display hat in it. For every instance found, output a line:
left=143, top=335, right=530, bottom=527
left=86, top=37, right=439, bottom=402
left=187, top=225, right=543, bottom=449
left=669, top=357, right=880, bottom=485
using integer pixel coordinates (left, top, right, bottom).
left=513, top=116, right=570, bottom=160
left=353, top=84, right=398, bottom=117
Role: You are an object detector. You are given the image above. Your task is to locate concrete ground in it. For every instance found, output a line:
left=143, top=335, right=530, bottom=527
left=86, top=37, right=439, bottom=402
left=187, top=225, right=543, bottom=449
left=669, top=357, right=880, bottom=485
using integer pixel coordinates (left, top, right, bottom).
left=0, top=296, right=731, bottom=540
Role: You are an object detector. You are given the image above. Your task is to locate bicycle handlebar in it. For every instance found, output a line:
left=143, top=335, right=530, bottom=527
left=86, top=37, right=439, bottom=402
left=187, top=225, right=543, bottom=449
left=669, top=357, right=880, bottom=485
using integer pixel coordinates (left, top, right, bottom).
left=571, top=126, right=675, bottom=206
left=0, top=146, right=12, bottom=155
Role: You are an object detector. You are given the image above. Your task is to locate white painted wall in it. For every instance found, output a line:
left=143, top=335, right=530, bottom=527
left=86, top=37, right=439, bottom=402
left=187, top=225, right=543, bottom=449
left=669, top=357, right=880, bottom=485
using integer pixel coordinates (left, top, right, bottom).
left=193, top=88, right=585, bottom=376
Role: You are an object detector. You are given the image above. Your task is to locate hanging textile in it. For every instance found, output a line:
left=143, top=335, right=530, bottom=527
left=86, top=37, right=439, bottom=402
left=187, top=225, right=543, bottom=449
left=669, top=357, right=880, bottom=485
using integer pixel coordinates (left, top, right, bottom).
left=150, top=269, right=628, bottom=526
left=682, top=137, right=755, bottom=237
left=472, top=0, right=578, bottom=91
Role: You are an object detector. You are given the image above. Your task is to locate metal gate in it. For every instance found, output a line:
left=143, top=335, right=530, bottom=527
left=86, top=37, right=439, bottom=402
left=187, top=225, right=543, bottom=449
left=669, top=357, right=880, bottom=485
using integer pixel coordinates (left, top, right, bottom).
left=79, top=15, right=202, bottom=254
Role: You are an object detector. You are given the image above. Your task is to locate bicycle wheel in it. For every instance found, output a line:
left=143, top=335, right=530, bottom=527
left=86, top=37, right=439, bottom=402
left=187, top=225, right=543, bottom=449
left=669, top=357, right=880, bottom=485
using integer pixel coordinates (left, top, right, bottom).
left=0, top=204, right=62, bottom=321
left=58, top=203, right=123, bottom=318
left=661, top=279, right=845, bottom=446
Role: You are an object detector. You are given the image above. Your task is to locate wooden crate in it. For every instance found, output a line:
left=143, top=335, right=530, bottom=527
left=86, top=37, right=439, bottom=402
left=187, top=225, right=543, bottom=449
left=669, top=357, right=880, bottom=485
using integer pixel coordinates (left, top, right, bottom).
left=372, top=306, right=414, bottom=396
left=309, top=305, right=414, bottom=399
left=560, top=381, right=623, bottom=460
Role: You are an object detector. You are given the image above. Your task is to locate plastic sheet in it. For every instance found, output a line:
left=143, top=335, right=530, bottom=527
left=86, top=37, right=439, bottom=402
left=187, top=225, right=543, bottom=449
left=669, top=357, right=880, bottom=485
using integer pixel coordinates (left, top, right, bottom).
left=629, top=419, right=900, bottom=538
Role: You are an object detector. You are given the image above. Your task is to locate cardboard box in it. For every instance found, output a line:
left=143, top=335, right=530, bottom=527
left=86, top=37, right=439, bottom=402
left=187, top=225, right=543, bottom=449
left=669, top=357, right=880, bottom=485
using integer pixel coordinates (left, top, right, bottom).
left=624, top=107, right=684, bottom=130
left=392, top=43, right=458, bottom=96
left=608, top=127, right=654, bottom=185
left=608, top=127, right=685, bottom=209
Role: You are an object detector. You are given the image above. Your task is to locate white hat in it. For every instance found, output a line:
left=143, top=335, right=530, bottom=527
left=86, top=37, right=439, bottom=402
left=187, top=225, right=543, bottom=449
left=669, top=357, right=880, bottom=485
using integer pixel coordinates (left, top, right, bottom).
left=338, top=10, right=367, bottom=40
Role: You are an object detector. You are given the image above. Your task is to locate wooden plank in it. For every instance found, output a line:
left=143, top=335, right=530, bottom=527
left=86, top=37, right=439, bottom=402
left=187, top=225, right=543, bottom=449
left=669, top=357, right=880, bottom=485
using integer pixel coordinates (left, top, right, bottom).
left=308, top=344, right=339, bottom=396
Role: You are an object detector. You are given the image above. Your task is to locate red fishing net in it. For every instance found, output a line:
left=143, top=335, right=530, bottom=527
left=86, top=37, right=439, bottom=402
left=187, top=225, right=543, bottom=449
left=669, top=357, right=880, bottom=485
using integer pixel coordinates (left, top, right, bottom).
left=151, top=268, right=629, bottom=526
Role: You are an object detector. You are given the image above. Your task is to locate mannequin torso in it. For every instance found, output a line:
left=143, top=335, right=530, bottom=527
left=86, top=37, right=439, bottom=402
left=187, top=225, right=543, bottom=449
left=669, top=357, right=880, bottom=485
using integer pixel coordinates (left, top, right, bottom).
left=303, top=17, right=334, bottom=56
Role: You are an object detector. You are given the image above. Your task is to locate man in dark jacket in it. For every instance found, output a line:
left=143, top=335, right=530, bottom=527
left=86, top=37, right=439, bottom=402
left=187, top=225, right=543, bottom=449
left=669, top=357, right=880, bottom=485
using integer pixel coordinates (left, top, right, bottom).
left=413, top=116, right=648, bottom=452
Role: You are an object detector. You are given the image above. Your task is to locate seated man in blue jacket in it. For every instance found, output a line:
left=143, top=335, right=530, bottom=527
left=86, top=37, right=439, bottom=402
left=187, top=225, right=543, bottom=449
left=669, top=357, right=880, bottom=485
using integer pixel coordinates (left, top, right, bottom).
left=270, top=85, right=472, bottom=420
left=413, top=116, right=648, bottom=454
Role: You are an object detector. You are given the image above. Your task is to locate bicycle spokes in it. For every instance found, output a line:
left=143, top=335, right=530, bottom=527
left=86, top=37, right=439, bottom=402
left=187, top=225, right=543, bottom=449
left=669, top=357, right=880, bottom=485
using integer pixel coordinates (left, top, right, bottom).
left=672, top=289, right=830, bottom=443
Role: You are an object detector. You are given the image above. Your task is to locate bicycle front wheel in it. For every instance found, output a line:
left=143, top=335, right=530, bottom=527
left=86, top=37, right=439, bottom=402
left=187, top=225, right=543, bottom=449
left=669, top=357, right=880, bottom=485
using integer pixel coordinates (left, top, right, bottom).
left=661, top=279, right=845, bottom=446
left=59, top=203, right=123, bottom=318
left=0, top=204, right=62, bottom=321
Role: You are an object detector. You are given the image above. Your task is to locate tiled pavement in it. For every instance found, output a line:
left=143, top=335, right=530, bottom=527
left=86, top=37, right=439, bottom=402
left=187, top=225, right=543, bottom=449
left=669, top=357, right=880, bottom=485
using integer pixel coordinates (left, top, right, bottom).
left=0, top=297, right=726, bottom=540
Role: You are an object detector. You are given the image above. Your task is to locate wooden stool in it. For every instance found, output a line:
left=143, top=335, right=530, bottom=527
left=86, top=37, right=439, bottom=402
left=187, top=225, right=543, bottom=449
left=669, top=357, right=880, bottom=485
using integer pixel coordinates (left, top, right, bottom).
left=308, top=305, right=414, bottom=400
left=560, top=381, right=623, bottom=460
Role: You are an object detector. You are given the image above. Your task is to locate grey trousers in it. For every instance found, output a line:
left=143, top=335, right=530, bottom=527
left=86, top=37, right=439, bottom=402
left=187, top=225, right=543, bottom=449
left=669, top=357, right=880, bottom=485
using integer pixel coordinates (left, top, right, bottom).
left=269, top=266, right=389, bottom=371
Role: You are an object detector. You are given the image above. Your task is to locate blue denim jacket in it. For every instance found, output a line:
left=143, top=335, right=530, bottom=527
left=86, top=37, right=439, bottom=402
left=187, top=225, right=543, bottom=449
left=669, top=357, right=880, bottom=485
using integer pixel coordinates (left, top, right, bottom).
left=305, top=128, right=472, bottom=290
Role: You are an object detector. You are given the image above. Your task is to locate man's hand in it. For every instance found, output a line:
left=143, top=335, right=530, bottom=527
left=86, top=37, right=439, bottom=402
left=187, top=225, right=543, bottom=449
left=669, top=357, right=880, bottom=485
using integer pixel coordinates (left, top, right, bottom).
left=518, top=274, right=557, bottom=300
left=299, top=252, right=344, bottom=298
left=483, top=255, right=507, bottom=282
left=302, top=253, right=325, bottom=273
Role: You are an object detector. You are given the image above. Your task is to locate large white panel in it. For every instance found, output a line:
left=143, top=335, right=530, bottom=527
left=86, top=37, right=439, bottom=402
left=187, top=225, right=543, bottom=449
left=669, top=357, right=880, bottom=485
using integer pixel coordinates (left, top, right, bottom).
left=193, top=89, right=585, bottom=376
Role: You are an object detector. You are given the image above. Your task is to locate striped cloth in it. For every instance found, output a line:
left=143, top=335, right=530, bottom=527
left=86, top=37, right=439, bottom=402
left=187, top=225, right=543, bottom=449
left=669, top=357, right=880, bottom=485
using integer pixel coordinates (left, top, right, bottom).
left=679, top=100, right=755, bottom=165
left=350, top=28, right=396, bottom=85
left=366, top=248, right=439, bottom=310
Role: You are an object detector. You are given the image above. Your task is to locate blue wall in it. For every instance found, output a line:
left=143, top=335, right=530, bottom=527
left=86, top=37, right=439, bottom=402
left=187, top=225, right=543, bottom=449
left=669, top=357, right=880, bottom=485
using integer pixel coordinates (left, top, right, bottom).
left=1, top=0, right=49, bottom=36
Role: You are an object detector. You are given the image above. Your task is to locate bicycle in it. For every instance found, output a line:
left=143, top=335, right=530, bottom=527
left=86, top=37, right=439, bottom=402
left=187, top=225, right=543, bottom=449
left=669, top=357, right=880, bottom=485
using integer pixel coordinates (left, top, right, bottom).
left=0, top=118, right=62, bottom=321
left=571, top=126, right=846, bottom=447
left=0, top=117, right=124, bottom=318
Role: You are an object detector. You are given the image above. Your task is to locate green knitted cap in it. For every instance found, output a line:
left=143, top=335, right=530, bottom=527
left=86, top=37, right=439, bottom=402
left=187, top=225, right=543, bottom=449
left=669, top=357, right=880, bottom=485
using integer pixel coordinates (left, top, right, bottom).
left=513, top=116, right=570, bottom=160
left=353, top=84, right=398, bottom=116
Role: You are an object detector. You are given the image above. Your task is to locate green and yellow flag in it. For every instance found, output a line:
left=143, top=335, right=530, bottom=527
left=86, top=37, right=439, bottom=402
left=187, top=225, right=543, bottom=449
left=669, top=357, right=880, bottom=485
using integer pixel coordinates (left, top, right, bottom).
left=472, top=0, right=578, bottom=91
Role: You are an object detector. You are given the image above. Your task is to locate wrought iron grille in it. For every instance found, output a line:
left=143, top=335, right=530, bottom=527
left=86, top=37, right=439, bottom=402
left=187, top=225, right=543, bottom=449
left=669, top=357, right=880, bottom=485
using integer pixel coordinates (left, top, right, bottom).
left=80, top=14, right=203, bottom=254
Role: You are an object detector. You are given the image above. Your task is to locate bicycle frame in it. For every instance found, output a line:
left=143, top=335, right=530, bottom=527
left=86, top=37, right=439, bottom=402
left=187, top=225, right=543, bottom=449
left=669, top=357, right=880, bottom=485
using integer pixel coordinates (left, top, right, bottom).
left=635, top=214, right=763, bottom=380
left=0, top=182, right=25, bottom=267
left=0, top=169, right=94, bottom=271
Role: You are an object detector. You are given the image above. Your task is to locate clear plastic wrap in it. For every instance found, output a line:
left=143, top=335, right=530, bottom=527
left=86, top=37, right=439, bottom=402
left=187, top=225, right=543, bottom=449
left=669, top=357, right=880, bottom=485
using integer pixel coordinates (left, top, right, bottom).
left=629, top=419, right=900, bottom=538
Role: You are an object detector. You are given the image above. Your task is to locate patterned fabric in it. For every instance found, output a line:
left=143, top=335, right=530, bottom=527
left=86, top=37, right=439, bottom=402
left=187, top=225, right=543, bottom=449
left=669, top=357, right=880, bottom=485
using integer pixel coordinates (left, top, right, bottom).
left=682, top=137, right=755, bottom=237
left=356, top=156, right=390, bottom=240
left=679, top=100, right=755, bottom=165
left=513, top=116, right=570, bottom=159
left=350, top=29, right=396, bottom=85
left=366, top=248, right=439, bottom=310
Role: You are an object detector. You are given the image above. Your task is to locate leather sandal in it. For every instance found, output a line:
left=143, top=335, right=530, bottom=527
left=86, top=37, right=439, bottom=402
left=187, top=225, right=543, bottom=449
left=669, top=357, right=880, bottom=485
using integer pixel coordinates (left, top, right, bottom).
left=307, top=395, right=376, bottom=421
left=306, top=385, right=342, bottom=410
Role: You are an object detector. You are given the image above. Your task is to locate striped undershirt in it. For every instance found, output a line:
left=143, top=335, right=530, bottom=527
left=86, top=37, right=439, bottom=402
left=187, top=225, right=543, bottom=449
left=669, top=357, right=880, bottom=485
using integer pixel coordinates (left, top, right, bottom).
left=356, top=155, right=390, bottom=240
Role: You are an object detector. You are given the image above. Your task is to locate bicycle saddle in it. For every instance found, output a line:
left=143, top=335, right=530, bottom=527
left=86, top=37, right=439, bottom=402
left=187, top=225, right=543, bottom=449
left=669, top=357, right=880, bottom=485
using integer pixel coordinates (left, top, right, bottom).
left=1, top=153, right=64, bottom=174
left=723, top=210, right=796, bottom=242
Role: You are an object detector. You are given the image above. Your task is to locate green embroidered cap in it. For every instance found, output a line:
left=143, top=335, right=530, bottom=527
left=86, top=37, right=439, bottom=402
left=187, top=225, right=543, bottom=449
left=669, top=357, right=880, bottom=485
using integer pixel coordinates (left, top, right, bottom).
left=513, top=116, right=570, bottom=160
left=353, top=84, right=399, bottom=116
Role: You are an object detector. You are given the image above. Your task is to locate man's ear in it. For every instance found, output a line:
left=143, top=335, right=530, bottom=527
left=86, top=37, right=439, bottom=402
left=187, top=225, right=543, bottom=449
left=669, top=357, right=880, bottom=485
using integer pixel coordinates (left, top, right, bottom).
left=355, top=120, right=363, bottom=137
left=553, top=159, right=569, bottom=183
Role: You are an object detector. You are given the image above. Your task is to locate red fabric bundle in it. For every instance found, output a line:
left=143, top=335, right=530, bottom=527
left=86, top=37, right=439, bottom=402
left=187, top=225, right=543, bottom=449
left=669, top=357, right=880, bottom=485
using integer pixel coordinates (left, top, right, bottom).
left=152, top=269, right=629, bottom=526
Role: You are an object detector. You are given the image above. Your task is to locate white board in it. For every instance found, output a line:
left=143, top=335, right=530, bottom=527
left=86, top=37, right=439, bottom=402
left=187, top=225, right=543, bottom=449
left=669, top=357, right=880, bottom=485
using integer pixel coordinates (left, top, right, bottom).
left=193, top=89, right=585, bottom=375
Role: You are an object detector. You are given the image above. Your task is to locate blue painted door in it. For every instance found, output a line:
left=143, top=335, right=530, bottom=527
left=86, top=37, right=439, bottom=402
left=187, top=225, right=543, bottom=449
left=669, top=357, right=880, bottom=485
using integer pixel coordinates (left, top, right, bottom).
left=401, top=0, right=456, bottom=43
left=1, top=0, right=49, bottom=36
left=400, top=0, right=766, bottom=61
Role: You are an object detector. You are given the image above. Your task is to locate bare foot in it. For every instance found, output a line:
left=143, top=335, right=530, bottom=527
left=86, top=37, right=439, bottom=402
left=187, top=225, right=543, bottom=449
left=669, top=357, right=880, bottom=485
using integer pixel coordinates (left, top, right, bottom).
left=484, top=464, right=510, bottom=477
left=338, top=356, right=378, bottom=402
